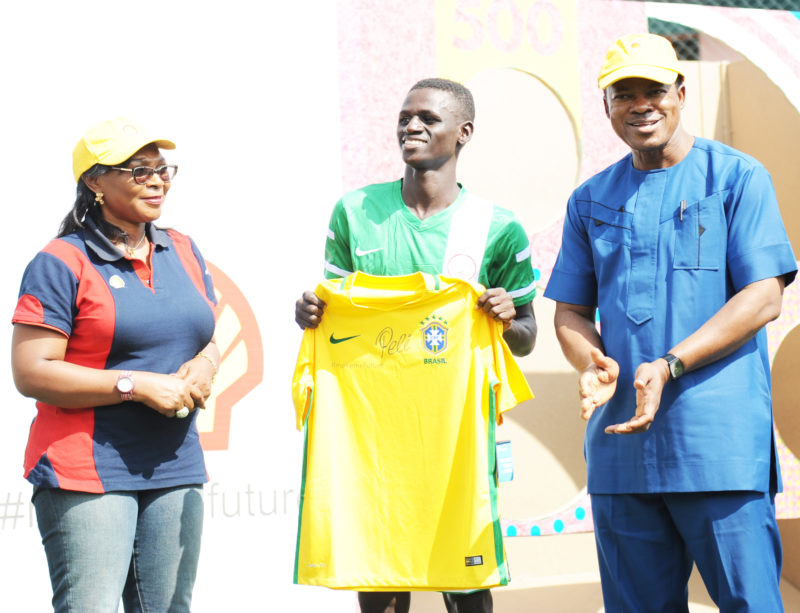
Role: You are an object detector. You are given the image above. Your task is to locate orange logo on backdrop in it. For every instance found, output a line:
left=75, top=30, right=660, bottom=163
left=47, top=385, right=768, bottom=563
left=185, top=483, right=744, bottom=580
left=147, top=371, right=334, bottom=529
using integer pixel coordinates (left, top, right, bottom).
left=197, top=262, right=263, bottom=451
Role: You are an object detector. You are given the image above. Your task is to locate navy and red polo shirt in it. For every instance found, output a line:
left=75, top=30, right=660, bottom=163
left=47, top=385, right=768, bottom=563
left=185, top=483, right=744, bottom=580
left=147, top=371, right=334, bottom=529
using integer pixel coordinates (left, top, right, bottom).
left=13, top=216, right=217, bottom=493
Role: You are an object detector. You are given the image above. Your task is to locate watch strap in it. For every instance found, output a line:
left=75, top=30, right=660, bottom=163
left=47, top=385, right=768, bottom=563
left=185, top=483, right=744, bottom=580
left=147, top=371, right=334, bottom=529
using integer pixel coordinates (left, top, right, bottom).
left=660, top=353, right=684, bottom=380
left=116, top=370, right=135, bottom=401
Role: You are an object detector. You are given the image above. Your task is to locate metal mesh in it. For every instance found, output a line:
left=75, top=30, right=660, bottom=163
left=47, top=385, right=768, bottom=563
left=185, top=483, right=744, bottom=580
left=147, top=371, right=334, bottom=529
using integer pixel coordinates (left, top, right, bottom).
left=648, top=0, right=800, bottom=59
left=648, top=18, right=700, bottom=60
left=645, top=0, right=800, bottom=9
left=648, top=1, right=800, bottom=59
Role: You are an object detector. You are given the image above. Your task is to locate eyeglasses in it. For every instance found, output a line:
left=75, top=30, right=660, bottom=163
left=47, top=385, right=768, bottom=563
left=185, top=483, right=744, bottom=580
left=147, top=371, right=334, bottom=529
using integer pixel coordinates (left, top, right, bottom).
left=111, top=164, right=178, bottom=185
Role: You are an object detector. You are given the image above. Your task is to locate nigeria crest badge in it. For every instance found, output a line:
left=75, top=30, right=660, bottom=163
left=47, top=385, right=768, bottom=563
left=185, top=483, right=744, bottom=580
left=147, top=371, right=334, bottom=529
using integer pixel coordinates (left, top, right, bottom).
left=420, top=314, right=448, bottom=355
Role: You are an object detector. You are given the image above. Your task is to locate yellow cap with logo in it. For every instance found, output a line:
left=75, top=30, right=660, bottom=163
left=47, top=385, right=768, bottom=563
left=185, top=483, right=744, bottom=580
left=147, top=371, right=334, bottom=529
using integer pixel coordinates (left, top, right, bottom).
left=598, top=33, right=684, bottom=90
left=72, top=117, right=175, bottom=182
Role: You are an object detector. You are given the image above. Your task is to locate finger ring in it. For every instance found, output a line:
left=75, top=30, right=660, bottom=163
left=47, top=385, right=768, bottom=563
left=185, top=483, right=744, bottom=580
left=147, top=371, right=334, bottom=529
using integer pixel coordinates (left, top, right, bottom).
left=176, top=407, right=190, bottom=419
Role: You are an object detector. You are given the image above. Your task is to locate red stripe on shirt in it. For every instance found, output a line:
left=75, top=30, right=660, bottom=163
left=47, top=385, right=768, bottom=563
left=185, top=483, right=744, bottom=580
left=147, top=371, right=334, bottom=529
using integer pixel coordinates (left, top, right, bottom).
left=168, top=230, right=217, bottom=314
left=21, top=238, right=117, bottom=492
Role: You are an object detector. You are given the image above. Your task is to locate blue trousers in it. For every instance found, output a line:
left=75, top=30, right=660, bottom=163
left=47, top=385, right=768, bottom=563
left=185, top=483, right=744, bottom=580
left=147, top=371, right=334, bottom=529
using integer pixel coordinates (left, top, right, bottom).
left=591, top=491, right=783, bottom=612
left=33, top=485, right=204, bottom=613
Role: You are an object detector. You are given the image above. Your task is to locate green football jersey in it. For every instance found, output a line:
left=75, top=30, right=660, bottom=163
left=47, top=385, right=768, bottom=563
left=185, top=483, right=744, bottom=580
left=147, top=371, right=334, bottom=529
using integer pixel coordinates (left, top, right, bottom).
left=324, top=180, right=536, bottom=306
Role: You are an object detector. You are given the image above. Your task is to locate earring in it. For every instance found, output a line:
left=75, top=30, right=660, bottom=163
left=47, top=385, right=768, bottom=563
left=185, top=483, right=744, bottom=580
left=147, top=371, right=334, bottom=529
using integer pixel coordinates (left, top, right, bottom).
left=95, top=192, right=104, bottom=206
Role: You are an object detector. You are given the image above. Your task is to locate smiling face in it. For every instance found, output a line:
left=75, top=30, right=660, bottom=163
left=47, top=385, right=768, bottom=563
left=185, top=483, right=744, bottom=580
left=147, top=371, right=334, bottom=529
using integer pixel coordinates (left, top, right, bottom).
left=84, top=143, right=171, bottom=233
left=397, top=88, right=473, bottom=170
left=604, top=77, right=689, bottom=169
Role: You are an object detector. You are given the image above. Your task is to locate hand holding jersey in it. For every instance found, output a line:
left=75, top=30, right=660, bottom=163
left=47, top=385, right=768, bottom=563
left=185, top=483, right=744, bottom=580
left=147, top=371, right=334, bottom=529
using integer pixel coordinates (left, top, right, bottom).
left=297, top=285, right=517, bottom=327
left=295, top=290, right=326, bottom=329
left=293, top=79, right=537, bottom=612
left=293, top=273, right=533, bottom=590
left=295, top=80, right=536, bottom=357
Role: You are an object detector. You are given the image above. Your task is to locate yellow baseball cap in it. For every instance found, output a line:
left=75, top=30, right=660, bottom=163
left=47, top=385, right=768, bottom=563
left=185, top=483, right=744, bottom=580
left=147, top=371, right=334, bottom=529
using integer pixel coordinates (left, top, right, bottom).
left=72, top=117, right=176, bottom=182
left=598, top=33, right=684, bottom=90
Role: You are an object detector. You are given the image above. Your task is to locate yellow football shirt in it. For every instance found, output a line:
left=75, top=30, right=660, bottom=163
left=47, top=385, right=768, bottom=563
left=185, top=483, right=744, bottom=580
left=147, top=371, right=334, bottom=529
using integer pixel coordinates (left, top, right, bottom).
left=292, top=272, right=533, bottom=591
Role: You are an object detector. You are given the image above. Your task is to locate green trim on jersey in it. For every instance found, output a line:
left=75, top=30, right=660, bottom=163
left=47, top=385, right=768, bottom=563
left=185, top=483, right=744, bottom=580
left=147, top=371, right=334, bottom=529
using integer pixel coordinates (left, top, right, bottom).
left=293, top=419, right=312, bottom=585
left=292, top=273, right=532, bottom=589
left=487, top=386, right=509, bottom=584
left=324, top=180, right=536, bottom=306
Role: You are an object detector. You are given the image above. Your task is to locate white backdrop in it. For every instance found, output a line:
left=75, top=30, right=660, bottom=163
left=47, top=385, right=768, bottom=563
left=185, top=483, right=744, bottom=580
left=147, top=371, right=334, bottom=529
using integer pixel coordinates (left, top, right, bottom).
left=0, top=1, right=358, bottom=610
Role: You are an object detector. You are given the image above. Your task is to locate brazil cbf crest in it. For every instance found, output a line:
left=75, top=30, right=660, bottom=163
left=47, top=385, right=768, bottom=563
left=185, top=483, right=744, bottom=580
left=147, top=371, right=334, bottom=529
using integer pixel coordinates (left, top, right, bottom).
left=420, top=314, right=448, bottom=355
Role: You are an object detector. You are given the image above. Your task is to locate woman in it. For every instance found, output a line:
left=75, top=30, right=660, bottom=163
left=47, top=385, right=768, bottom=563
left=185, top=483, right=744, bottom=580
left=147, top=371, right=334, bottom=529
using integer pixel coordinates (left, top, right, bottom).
left=11, top=117, right=219, bottom=612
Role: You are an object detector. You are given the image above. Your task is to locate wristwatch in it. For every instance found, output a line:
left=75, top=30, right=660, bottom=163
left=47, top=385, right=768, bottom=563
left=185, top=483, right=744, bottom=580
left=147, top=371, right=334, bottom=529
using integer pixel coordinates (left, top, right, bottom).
left=116, top=371, right=135, bottom=401
left=661, top=353, right=684, bottom=380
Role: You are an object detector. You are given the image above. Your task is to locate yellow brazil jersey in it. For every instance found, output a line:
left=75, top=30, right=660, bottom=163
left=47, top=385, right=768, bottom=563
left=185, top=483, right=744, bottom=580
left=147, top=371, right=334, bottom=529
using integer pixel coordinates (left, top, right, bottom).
left=292, top=272, right=533, bottom=591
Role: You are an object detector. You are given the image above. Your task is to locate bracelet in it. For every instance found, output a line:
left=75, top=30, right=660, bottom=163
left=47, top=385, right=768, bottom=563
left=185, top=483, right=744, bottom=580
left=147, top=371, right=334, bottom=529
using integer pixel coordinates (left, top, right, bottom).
left=196, top=351, right=218, bottom=380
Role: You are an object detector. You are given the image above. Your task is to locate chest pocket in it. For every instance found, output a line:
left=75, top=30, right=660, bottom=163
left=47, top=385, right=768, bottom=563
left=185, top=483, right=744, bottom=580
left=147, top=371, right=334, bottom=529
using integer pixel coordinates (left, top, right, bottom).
left=586, top=202, right=632, bottom=245
left=673, top=193, right=725, bottom=270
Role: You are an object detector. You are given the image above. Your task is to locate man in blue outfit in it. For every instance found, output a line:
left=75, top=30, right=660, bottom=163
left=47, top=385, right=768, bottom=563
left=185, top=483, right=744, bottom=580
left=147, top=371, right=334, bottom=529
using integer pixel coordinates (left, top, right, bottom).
left=545, top=33, right=796, bottom=611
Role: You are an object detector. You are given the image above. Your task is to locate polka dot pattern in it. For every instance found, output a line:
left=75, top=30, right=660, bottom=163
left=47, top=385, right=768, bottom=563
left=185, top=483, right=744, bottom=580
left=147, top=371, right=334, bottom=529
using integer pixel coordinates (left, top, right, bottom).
left=504, top=279, right=800, bottom=538
left=502, top=489, right=594, bottom=537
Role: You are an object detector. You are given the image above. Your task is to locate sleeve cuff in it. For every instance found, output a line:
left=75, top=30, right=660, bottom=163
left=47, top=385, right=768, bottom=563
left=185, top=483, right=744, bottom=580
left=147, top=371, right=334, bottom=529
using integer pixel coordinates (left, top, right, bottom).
left=728, top=243, right=797, bottom=292
left=543, top=269, right=597, bottom=306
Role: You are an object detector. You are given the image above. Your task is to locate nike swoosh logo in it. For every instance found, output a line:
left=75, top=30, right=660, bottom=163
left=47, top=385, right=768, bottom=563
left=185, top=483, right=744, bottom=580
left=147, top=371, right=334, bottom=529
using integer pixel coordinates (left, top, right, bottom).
left=355, top=246, right=384, bottom=257
left=329, top=333, right=360, bottom=344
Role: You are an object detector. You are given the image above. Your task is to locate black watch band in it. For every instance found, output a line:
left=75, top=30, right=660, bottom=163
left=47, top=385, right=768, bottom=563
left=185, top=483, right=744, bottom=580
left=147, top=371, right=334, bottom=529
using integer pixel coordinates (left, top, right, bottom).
left=661, top=353, right=684, bottom=380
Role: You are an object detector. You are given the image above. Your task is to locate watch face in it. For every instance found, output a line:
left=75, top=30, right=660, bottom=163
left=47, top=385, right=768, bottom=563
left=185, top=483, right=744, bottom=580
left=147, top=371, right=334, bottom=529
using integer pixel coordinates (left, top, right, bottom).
left=117, top=376, right=134, bottom=393
left=670, top=358, right=684, bottom=379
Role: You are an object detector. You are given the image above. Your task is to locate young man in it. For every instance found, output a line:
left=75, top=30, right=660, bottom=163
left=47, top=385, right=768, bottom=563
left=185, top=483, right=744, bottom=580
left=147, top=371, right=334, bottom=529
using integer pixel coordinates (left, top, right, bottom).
left=295, top=78, right=537, bottom=613
left=545, top=34, right=796, bottom=611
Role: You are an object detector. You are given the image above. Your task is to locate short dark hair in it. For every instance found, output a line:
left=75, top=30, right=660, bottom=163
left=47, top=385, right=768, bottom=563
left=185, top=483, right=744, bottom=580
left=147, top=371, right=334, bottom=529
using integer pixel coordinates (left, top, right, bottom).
left=408, top=78, right=475, bottom=122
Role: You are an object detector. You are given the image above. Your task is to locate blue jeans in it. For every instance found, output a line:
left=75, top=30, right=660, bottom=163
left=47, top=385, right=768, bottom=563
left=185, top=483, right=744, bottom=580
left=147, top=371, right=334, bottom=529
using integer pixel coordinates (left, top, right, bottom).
left=33, top=485, right=203, bottom=613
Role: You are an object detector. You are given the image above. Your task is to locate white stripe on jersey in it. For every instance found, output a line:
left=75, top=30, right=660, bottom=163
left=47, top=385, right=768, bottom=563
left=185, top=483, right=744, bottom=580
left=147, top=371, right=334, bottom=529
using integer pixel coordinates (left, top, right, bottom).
left=327, top=228, right=335, bottom=241
left=325, top=261, right=352, bottom=278
left=515, top=245, right=531, bottom=263
left=442, top=194, right=493, bottom=283
left=509, top=279, right=537, bottom=299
